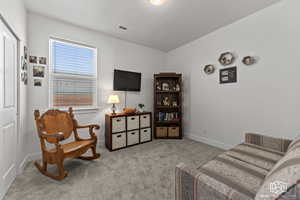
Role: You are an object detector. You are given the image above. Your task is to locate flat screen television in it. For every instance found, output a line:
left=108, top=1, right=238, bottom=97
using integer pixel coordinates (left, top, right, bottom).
left=113, top=69, right=141, bottom=91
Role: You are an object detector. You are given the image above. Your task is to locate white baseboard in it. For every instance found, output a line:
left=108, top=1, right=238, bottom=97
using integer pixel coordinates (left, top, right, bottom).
left=18, top=152, right=41, bottom=174
left=0, top=192, right=4, bottom=200
left=185, top=132, right=234, bottom=150
left=18, top=155, right=28, bottom=174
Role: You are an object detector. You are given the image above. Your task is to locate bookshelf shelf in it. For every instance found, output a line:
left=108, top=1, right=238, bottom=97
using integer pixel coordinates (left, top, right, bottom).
left=155, top=91, right=180, bottom=94
left=154, top=73, right=182, bottom=139
left=156, top=106, right=180, bottom=109
left=155, top=120, right=180, bottom=124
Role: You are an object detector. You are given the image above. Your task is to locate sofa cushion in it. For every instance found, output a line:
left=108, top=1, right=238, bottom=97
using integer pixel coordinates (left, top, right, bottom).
left=224, top=143, right=284, bottom=171
left=195, top=152, right=269, bottom=200
left=255, top=145, right=300, bottom=200
left=246, top=133, right=291, bottom=153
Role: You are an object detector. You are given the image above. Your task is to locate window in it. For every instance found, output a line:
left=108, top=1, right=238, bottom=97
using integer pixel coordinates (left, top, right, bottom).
left=49, top=38, right=97, bottom=108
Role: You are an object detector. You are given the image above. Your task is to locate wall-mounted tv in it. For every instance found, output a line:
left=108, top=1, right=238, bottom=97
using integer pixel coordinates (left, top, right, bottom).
left=113, top=69, right=141, bottom=92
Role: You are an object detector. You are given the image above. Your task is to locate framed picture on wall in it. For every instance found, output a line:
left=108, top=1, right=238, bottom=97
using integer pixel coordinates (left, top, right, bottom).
left=24, top=46, right=28, bottom=60
left=219, top=67, right=237, bottom=84
left=34, top=79, right=42, bottom=87
left=39, top=57, right=47, bottom=65
left=33, top=65, right=45, bottom=78
left=29, top=56, right=37, bottom=64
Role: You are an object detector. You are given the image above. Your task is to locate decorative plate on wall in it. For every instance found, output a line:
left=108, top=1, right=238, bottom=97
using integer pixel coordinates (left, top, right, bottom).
left=219, top=52, right=235, bottom=66
left=242, top=56, right=256, bottom=65
left=204, top=64, right=215, bottom=75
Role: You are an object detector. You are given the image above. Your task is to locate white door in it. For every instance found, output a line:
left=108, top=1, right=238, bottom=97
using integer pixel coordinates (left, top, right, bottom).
left=0, top=18, right=18, bottom=199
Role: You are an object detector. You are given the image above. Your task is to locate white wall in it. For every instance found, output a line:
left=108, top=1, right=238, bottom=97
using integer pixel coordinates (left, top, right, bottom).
left=0, top=0, right=28, bottom=172
left=167, top=0, right=300, bottom=149
left=27, top=13, right=166, bottom=155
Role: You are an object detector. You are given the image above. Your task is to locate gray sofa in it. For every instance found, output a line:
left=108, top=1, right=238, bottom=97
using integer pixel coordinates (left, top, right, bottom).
left=175, top=133, right=300, bottom=200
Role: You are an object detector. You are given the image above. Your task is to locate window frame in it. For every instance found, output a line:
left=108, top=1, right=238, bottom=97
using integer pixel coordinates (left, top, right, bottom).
left=49, top=37, right=99, bottom=111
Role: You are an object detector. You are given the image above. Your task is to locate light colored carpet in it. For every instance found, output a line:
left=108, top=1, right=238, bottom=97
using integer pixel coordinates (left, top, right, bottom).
left=4, top=139, right=223, bottom=200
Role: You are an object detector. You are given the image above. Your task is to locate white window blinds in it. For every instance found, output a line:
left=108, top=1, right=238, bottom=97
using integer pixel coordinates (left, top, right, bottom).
left=50, top=39, right=97, bottom=108
left=52, top=41, right=95, bottom=75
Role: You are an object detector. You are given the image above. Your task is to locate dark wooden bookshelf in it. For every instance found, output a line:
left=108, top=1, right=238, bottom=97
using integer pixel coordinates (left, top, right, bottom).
left=154, top=73, right=182, bottom=139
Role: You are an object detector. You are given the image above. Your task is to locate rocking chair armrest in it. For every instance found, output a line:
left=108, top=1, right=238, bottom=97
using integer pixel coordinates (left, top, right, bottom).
left=40, top=131, right=65, bottom=142
left=76, top=124, right=100, bottom=130
left=75, top=124, right=99, bottom=139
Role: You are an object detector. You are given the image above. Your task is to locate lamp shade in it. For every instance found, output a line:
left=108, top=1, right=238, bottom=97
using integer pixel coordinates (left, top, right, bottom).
left=108, top=95, right=120, bottom=104
left=149, top=0, right=167, bottom=6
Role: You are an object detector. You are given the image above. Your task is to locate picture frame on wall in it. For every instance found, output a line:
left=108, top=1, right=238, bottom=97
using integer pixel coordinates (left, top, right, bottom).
left=34, top=79, right=42, bottom=87
left=219, top=67, right=237, bottom=84
left=29, top=56, right=37, bottom=64
left=22, top=57, right=27, bottom=71
left=39, top=57, right=47, bottom=65
left=24, top=46, right=28, bottom=60
left=21, top=72, right=28, bottom=85
left=33, top=65, right=45, bottom=78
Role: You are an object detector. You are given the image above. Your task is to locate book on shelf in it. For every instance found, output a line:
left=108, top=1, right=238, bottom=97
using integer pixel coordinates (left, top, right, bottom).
left=158, top=112, right=179, bottom=121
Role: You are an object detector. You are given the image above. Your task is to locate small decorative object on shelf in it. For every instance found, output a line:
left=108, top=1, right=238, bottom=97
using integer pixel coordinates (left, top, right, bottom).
left=172, top=100, right=178, bottom=107
left=138, top=103, right=145, bottom=112
left=162, top=82, right=169, bottom=91
left=204, top=64, right=215, bottom=75
left=156, top=82, right=161, bottom=91
left=154, top=73, right=182, bottom=139
left=162, top=96, right=171, bottom=106
left=242, top=56, right=256, bottom=65
left=176, top=83, right=180, bottom=91
left=219, top=52, right=235, bottom=66
left=123, top=108, right=136, bottom=114
left=108, top=95, right=120, bottom=114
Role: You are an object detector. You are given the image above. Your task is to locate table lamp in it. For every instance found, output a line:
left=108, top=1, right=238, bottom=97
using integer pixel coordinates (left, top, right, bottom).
left=108, top=95, right=120, bottom=114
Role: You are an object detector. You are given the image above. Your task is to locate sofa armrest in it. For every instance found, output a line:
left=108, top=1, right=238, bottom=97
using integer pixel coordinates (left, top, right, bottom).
left=245, top=133, right=292, bottom=153
left=176, top=163, right=232, bottom=200
left=175, top=163, right=199, bottom=200
left=176, top=163, right=255, bottom=200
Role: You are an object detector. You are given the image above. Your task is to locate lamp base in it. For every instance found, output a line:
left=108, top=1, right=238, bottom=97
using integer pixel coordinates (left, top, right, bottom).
left=112, top=104, right=116, bottom=114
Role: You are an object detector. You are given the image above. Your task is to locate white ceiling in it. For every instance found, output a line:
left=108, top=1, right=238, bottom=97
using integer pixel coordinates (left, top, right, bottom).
left=24, top=0, right=279, bottom=52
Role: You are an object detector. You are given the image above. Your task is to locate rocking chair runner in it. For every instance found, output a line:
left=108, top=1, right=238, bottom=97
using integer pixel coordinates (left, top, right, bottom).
left=34, top=107, right=100, bottom=180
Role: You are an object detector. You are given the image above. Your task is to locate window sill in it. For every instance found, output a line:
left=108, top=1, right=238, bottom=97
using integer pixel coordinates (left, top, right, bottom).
left=53, top=106, right=100, bottom=114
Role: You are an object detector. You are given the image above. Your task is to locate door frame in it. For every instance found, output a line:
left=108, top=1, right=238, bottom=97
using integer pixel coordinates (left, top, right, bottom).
left=0, top=14, right=21, bottom=200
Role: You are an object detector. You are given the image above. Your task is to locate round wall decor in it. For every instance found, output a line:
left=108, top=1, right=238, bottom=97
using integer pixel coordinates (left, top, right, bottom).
left=242, top=56, right=256, bottom=65
left=219, top=52, right=235, bottom=66
left=204, top=64, right=215, bottom=75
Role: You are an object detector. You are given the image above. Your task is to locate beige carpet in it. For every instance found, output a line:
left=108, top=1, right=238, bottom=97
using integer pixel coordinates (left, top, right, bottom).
left=4, top=139, right=223, bottom=200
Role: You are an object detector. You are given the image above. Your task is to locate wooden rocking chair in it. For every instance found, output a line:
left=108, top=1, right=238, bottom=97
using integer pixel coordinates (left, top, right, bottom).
left=34, top=107, right=100, bottom=180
